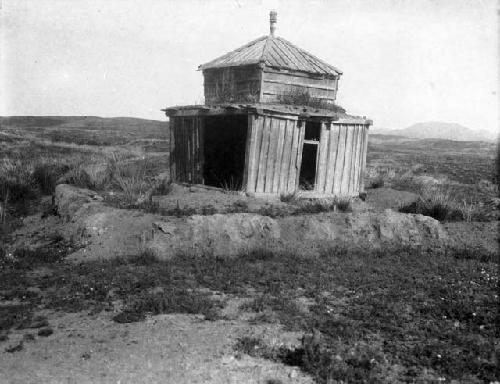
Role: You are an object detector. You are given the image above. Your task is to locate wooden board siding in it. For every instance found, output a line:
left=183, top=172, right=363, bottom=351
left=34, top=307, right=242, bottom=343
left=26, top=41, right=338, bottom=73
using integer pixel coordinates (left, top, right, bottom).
left=244, top=115, right=302, bottom=194
left=359, top=127, right=369, bottom=192
left=170, top=112, right=369, bottom=196
left=312, top=123, right=369, bottom=196
left=203, top=66, right=261, bottom=103
left=261, top=70, right=338, bottom=104
left=169, top=116, right=204, bottom=184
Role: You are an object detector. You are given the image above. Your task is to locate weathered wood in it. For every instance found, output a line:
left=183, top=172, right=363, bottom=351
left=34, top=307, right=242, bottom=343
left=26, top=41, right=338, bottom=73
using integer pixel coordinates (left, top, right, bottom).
left=359, top=126, right=369, bottom=192
left=272, top=119, right=286, bottom=193
left=353, top=124, right=364, bottom=193
left=265, top=118, right=280, bottom=192
left=279, top=120, right=294, bottom=193
left=349, top=125, right=359, bottom=193
left=295, top=122, right=305, bottom=190
left=199, top=117, right=205, bottom=184
left=188, top=118, right=193, bottom=182
left=177, top=118, right=183, bottom=181
left=315, top=122, right=329, bottom=192
left=289, top=122, right=304, bottom=191
left=250, top=116, right=264, bottom=192
left=324, top=124, right=339, bottom=194
left=332, top=125, right=347, bottom=195
left=242, top=115, right=253, bottom=191
left=356, top=125, right=366, bottom=192
left=169, top=118, right=176, bottom=182
left=256, top=116, right=271, bottom=193
left=350, top=125, right=361, bottom=194
left=341, top=125, right=354, bottom=195
left=263, top=78, right=337, bottom=91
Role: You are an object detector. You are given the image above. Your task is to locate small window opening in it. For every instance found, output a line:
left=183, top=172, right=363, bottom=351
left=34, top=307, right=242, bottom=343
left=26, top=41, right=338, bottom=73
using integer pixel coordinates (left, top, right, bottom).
left=304, top=121, right=321, bottom=141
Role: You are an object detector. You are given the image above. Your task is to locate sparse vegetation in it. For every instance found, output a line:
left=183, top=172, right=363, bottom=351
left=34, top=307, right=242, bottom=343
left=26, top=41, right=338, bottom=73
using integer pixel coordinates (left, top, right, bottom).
left=277, top=88, right=346, bottom=113
left=279, top=192, right=297, bottom=203
left=1, top=245, right=497, bottom=382
left=399, top=185, right=490, bottom=222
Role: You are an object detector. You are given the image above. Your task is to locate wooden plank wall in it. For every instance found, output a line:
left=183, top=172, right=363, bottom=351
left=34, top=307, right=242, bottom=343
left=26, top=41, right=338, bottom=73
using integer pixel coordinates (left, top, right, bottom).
left=169, top=116, right=204, bottom=184
left=315, top=123, right=369, bottom=196
left=244, top=115, right=303, bottom=194
left=261, top=70, right=338, bottom=104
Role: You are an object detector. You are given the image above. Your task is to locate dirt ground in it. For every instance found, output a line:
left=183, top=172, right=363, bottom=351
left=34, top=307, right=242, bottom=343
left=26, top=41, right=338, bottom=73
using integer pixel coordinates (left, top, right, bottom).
left=1, top=310, right=311, bottom=384
left=1, top=186, right=497, bottom=383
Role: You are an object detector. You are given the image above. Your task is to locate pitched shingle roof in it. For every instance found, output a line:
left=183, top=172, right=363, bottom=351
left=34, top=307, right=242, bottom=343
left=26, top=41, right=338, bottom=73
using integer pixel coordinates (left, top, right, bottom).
left=199, top=35, right=342, bottom=77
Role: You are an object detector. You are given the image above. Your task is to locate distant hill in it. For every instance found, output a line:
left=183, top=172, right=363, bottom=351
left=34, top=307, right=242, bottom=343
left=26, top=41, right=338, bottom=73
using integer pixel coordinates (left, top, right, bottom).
left=0, top=116, right=169, bottom=146
left=373, top=122, right=496, bottom=142
left=0, top=116, right=167, bottom=132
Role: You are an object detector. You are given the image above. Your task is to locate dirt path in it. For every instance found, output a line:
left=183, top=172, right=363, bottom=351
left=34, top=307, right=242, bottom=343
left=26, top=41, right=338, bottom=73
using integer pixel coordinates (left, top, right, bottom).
left=1, top=310, right=311, bottom=384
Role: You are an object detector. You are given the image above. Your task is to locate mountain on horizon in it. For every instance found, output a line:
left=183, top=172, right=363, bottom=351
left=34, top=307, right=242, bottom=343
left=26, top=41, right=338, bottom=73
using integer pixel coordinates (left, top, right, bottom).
left=373, top=122, right=496, bottom=142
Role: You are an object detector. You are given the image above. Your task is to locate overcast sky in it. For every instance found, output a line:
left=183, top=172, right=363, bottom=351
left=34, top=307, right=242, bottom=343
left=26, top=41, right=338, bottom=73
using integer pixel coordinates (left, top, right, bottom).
left=1, top=0, right=498, bottom=132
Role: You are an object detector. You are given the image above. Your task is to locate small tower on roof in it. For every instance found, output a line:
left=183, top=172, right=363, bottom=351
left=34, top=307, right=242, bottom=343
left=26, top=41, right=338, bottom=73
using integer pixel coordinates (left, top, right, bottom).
left=199, top=11, right=342, bottom=106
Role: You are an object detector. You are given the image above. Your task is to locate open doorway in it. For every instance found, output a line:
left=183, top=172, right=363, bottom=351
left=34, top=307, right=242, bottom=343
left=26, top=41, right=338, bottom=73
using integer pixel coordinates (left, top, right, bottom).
left=299, top=144, right=317, bottom=190
left=299, top=121, right=320, bottom=190
left=203, top=115, right=247, bottom=190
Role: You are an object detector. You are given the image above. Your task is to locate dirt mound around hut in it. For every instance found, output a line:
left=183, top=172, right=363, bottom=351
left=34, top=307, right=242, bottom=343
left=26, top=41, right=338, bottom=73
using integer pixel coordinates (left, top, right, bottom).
left=45, top=184, right=496, bottom=262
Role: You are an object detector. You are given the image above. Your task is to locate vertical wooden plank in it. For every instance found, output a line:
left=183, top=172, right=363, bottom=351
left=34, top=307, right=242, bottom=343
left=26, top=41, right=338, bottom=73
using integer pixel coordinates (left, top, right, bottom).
left=356, top=125, right=366, bottom=192
left=185, top=117, right=189, bottom=182
left=182, top=118, right=187, bottom=183
left=256, top=116, right=271, bottom=193
left=189, top=118, right=193, bottom=183
left=332, top=124, right=347, bottom=195
left=272, top=119, right=286, bottom=193
left=177, top=119, right=182, bottom=182
left=196, top=117, right=202, bottom=184
left=315, top=122, right=329, bottom=193
left=278, top=119, right=294, bottom=193
left=325, top=124, right=339, bottom=194
left=250, top=115, right=264, bottom=192
left=265, top=117, right=279, bottom=193
left=340, top=125, right=354, bottom=195
left=347, top=125, right=359, bottom=194
left=199, top=117, right=205, bottom=185
left=177, top=118, right=183, bottom=182
left=359, top=126, right=369, bottom=192
left=242, top=115, right=253, bottom=192
left=353, top=125, right=363, bottom=193
left=349, top=125, right=359, bottom=194
left=191, top=117, right=196, bottom=183
left=169, top=117, right=176, bottom=182
left=288, top=120, right=302, bottom=192
left=295, top=121, right=305, bottom=191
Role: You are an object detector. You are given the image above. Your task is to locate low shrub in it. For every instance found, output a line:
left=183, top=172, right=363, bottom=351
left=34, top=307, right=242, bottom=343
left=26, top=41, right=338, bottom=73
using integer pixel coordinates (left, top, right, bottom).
left=33, top=162, right=70, bottom=194
left=369, top=176, right=385, bottom=189
left=279, top=192, right=297, bottom=203
left=334, top=196, right=352, bottom=212
left=116, top=289, right=221, bottom=323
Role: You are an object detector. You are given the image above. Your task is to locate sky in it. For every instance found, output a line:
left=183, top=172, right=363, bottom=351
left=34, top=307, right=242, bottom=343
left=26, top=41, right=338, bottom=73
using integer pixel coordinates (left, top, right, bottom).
left=0, top=0, right=498, bottom=133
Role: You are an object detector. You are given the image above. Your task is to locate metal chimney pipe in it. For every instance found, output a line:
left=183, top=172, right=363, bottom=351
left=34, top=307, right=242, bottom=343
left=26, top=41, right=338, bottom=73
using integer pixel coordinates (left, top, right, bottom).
left=270, top=11, right=277, bottom=37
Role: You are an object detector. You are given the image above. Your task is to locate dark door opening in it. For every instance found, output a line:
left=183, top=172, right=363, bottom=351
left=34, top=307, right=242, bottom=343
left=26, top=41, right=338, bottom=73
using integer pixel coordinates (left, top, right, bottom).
left=299, top=143, right=318, bottom=190
left=203, top=115, right=247, bottom=190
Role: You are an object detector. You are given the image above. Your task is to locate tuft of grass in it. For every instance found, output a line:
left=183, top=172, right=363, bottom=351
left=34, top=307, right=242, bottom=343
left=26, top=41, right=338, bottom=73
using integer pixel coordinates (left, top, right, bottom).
left=369, top=176, right=385, bottom=189
left=279, top=192, right=297, bottom=203
left=397, top=185, right=487, bottom=221
left=334, top=196, right=352, bottom=212
left=116, top=289, right=222, bottom=323
left=277, top=88, right=345, bottom=113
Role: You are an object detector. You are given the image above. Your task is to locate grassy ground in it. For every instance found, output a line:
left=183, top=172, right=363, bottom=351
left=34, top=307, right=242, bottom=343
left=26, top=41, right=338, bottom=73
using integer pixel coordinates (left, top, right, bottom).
left=1, top=118, right=498, bottom=382
left=0, top=116, right=169, bottom=237
left=0, top=246, right=498, bottom=383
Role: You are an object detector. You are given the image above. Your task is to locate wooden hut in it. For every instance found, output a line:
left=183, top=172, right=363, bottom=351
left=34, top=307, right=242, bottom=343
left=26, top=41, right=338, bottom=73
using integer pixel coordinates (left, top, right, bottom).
left=163, top=12, right=371, bottom=197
